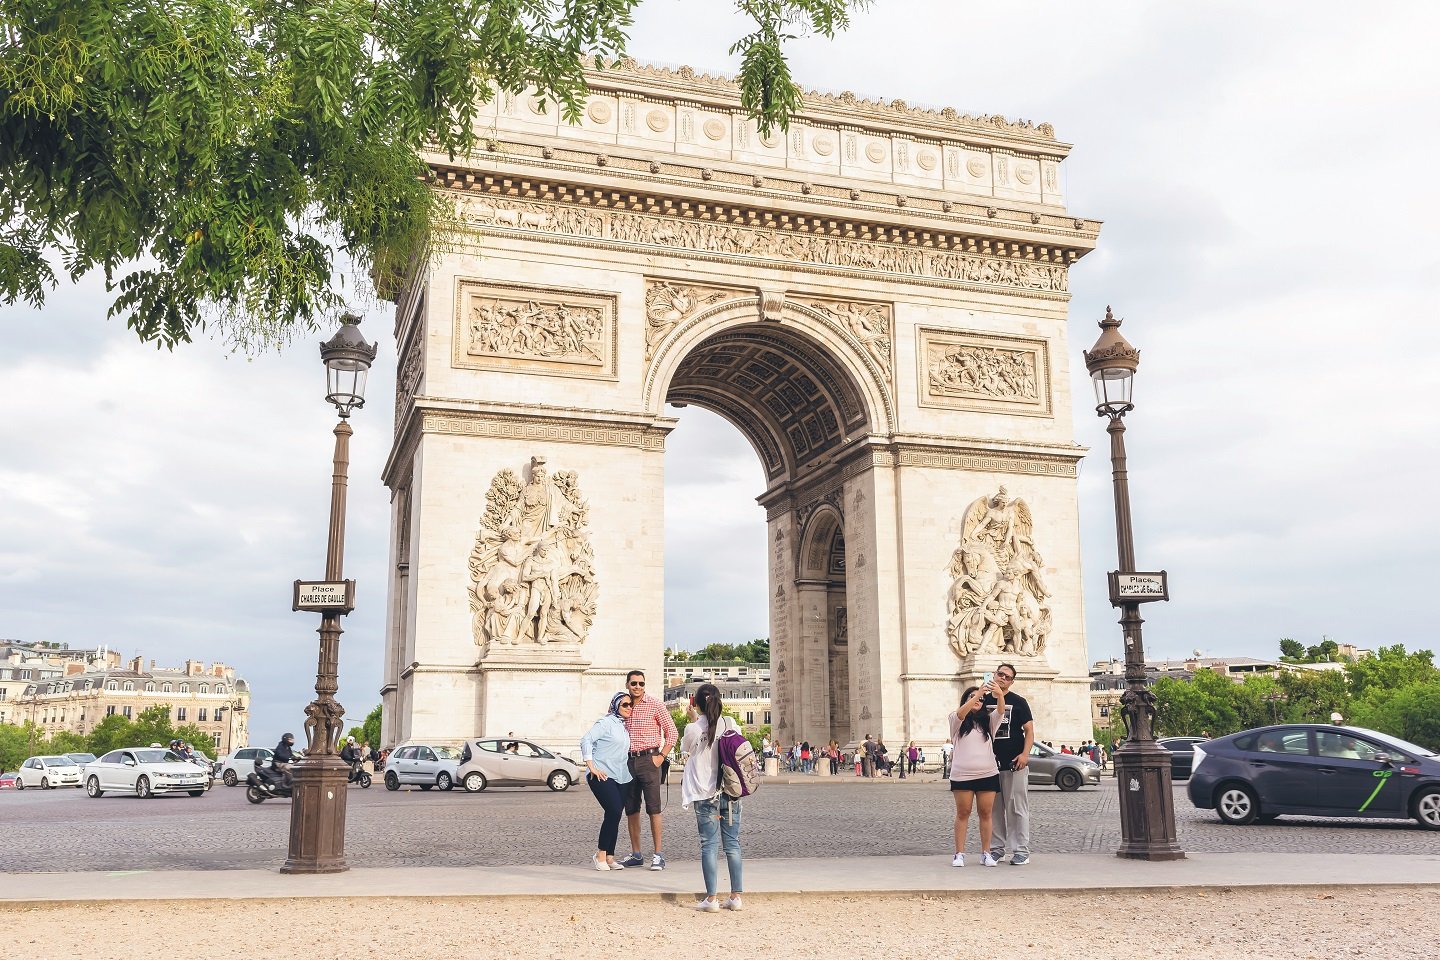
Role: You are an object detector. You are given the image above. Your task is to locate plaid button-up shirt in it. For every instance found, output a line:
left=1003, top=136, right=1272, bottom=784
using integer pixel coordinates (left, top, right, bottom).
left=624, top=692, right=677, bottom=753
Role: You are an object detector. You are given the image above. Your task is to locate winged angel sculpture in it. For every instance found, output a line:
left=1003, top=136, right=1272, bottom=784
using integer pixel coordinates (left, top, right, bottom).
left=945, top=487, right=1053, bottom=659
left=468, top=457, right=597, bottom=652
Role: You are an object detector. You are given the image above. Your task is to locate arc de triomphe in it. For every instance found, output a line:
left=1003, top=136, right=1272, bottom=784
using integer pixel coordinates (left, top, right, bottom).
left=380, top=63, right=1100, bottom=752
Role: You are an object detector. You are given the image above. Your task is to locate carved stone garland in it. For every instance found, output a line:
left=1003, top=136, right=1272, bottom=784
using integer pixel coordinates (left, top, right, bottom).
left=468, top=456, right=598, bottom=654
left=945, top=486, right=1053, bottom=660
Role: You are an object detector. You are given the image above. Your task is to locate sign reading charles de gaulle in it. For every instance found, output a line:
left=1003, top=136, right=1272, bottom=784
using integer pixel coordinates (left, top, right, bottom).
left=292, top=580, right=356, bottom=614
left=1107, top=571, right=1168, bottom=606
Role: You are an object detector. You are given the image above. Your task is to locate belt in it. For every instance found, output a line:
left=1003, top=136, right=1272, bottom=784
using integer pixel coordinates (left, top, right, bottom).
left=629, top=747, right=660, bottom=757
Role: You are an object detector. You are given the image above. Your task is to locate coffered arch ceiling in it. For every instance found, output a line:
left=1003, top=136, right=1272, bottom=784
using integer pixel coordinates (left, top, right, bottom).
left=666, top=323, right=870, bottom=484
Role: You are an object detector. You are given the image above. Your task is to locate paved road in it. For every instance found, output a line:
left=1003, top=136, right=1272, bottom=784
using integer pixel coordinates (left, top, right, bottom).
left=3, top=776, right=1437, bottom=872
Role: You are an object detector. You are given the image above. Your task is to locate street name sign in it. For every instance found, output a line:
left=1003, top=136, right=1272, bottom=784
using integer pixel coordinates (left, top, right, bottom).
left=1108, top=571, right=1169, bottom=605
left=293, top=580, right=356, bottom=613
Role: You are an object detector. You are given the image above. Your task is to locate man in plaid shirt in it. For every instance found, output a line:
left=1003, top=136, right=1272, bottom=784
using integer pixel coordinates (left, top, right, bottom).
left=618, top=668, right=678, bottom=870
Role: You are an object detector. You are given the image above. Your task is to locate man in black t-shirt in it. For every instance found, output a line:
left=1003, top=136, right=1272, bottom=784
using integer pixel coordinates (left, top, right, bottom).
left=983, top=663, right=1035, bottom=865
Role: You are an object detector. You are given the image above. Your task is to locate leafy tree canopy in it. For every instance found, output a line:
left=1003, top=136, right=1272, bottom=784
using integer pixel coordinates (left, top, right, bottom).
left=1, top=0, right=863, bottom=349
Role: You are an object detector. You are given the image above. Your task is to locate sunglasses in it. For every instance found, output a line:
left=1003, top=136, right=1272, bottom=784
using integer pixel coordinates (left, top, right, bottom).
left=618, top=702, right=634, bottom=710
left=628, top=680, right=645, bottom=687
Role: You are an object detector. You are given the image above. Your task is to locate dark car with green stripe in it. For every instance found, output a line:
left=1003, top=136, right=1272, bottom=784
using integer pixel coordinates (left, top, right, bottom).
left=1188, top=724, right=1440, bottom=830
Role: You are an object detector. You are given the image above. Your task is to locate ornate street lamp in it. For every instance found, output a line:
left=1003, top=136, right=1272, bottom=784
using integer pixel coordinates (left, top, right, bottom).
left=1084, top=306, right=1185, bottom=861
left=283, top=313, right=377, bottom=875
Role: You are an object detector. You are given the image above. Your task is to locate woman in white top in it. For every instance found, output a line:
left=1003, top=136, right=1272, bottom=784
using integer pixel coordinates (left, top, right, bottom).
left=681, top=682, right=744, bottom=913
left=947, top=682, right=1005, bottom=867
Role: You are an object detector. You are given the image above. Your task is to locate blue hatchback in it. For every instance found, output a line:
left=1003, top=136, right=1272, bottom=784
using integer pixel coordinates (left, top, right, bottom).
left=1187, top=724, right=1440, bottom=830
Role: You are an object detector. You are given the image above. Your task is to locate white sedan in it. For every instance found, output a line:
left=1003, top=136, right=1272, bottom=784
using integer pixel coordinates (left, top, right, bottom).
left=84, top=747, right=211, bottom=798
left=15, top=755, right=82, bottom=789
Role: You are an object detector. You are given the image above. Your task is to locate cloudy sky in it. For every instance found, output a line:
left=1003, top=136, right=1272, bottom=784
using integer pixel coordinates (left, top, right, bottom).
left=3, top=1, right=1437, bottom=746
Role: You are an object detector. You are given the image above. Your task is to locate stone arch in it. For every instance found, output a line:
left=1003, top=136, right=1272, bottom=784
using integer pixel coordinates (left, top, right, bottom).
left=645, top=298, right=892, bottom=486
left=797, top=503, right=844, bottom=581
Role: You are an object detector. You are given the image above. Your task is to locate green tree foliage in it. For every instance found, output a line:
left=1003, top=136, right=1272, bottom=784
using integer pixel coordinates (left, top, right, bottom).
left=1346, top=644, right=1437, bottom=698
left=360, top=704, right=382, bottom=748
left=1, top=0, right=862, bottom=348
left=0, top=721, right=39, bottom=771
left=1152, top=670, right=1238, bottom=737
left=1350, top=682, right=1440, bottom=753
left=0, top=702, right=220, bottom=768
left=688, top=639, right=771, bottom=663
left=85, top=713, right=138, bottom=755
left=1278, top=637, right=1305, bottom=661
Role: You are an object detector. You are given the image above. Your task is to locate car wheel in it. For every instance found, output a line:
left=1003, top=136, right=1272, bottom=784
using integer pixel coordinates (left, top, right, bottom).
left=223, top=770, right=238, bottom=787
left=463, top=772, right=488, bottom=793
left=547, top=771, right=571, bottom=792
left=437, top=772, right=454, bottom=791
left=1413, top=788, right=1440, bottom=831
left=86, top=777, right=104, bottom=798
left=246, top=785, right=265, bottom=804
left=384, top=771, right=400, bottom=791
left=1055, top=768, right=1083, bottom=792
left=1215, top=782, right=1259, bottom=825
left=135, top=776, right=152, bottom=799
left=15, top=777, right=23, bottom=791
left=41, top=777, right=51, bottom=790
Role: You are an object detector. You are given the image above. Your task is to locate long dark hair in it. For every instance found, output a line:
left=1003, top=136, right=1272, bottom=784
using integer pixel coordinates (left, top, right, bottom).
left=957, top=686, right=992, bottom=741
left=694, top=682, right=723, bottom=746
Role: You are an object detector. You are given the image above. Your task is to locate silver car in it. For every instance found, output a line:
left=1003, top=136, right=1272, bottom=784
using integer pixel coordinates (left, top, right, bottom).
left=84, top=747, right=210, bottom=798
left=383, top=743, right=461, bottom=791
left=455, top=737, right=582, bottom=792
left=1025, top=742, right=1102, bottom=791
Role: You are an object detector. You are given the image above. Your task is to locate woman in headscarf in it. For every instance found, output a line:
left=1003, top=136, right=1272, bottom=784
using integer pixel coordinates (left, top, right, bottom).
left=579, top=691, right=635, bottom=871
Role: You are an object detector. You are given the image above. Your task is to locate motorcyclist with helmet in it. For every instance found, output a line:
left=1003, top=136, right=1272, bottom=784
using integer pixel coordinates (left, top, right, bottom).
left=340, top=736, right=363, bottom=783
left=273, top=733, right=297, bottom=787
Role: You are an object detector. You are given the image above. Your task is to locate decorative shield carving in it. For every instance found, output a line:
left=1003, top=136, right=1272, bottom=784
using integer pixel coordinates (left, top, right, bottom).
left=468, top=457, right=597, bottom=653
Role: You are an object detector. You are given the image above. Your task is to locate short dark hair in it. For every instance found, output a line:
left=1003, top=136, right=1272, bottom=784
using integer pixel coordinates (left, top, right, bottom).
left=625, top=669, right=645, bottom=684
left=996, top=663, right=1017, bottom=679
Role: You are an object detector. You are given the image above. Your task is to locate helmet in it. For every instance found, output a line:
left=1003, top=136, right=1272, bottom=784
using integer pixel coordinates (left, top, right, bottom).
left=282, top=733, right=295, bottom=743
left=346, top=736, right=356, bottom=744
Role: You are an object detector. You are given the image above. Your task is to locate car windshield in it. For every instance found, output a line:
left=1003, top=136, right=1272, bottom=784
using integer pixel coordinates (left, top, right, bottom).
left=46, top=756, right=77, bottom=766
left=431, top=746, right=459, bottom=760
left=134, top=749, right=183, bottom=763
left=1345, top=727, right=1436, bottom=758
left=66, top=753, right=97, bottom=763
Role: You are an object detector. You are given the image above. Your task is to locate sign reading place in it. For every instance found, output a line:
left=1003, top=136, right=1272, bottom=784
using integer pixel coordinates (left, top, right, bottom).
left=1107, top=571, right=1169, bottom=606
left=293, top=580, right=356, bottom=614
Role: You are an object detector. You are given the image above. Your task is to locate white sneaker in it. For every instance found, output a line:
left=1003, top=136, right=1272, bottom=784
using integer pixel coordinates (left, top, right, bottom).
left=981, top=853, right=999, bottom=867
left=951, top=853, right=965, bottom=867
left=608, top=859, right=624, bottom=870
left=724, top=895, right=744, bottom=911
left=592, top=855, right=610, bottom=871
left=695, top=897, right=721, bottom=912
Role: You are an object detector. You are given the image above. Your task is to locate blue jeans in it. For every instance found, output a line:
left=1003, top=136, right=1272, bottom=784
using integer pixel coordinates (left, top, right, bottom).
left=694, top=795, right=743, bottom=898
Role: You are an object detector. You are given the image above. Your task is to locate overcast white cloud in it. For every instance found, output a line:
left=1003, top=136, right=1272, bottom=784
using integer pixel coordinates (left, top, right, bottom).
left=3, top=1, right=1437, bottom=745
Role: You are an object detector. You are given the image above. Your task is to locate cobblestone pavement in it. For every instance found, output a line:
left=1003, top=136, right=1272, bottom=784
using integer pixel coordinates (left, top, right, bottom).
left=4, top=776, right=1438, bottom=872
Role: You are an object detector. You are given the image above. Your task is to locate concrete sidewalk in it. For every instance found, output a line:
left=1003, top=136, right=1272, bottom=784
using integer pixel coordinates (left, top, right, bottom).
left=3, top=852, right=1437, bottom=904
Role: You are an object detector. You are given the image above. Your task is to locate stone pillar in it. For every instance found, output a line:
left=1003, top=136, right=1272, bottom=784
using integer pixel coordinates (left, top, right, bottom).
left=795, top=579, right=831, bottom=745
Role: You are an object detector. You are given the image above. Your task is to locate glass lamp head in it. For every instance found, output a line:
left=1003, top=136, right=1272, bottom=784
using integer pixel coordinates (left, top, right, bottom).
left=1082, top=306, right=1140, bottom=418
left=320, top=313, right=379, bottom=418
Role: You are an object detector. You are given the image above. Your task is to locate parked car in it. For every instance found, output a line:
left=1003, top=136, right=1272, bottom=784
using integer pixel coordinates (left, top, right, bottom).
left=455, top=737, right=583, bottom=793
left=83, top=747, right=211, bottom=798
left=1026, top=742, right=1101, bottom=791
left=1188, top=724, right=1440, bottom=830
left=214, top=747, right=275, bottom=786
left=0, top=771, right=19, bottom=789
left=1157, top=737, right=1209, bottom=780
left=15, top=755, right=83, bottom=789
left=383, top=743, right=461, bottom=791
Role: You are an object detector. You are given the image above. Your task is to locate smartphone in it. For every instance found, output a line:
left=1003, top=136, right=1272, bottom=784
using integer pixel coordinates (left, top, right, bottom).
left=982, top=671, right=995, bottom=686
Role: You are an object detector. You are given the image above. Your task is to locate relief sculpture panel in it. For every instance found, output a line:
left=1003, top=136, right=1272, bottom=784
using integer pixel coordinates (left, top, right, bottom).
left=468, top=457, right=598, bottom=656
left=643, top=279, right=749, bottom=360
left=945, top=487, right=1053, bottom=661
left=453, top=280, right=617, bottom=379
left=917, top=327, right=1051, bottom=417
left=794, top=297, right=893, bottom=384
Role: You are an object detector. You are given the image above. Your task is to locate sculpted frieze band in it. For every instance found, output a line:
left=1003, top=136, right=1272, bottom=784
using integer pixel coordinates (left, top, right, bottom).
left=453, top=193, right=1068, bottom=294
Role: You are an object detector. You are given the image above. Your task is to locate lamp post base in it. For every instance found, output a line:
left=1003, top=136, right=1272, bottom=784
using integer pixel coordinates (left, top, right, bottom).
left=1113, top=741, right=1186, bottom=861
left=281, top=757, right=350, bottom=874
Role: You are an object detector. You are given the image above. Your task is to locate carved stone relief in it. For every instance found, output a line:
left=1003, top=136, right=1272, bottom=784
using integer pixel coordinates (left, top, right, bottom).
left=453, top=280, right=617, bottom=379
left=394, top=330, right=423, bottom=428
left=468, top=457, right=597, bottom=655
left=453, top=193, right=1070, bottom=295
left=945, top=486, right=1052, bottom=661
left=917, top=327, right=1052, bottom=417
left=795, top=297, right=893, bottom=383
left=643, top=279, right=749, bottom=360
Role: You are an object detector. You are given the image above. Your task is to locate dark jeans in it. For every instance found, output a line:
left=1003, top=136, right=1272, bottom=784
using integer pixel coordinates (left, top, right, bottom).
left=588, top=774, right=626, bottom=855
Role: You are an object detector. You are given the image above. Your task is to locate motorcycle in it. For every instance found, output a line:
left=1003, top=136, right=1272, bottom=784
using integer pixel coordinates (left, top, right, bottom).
left=245, top=758, right=292, bottom=804
left=348, top=762, right=372, bottom=789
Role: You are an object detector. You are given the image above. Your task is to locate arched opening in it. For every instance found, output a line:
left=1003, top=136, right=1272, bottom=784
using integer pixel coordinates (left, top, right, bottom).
left=660, top=316, right=877, bottom=747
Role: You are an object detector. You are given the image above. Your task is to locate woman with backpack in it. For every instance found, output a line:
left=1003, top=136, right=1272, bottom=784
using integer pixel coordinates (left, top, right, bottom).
left=681, top=682, right=744, bottom=912
left=579, top=691, right=634, bottom=871
left=948, top=681, right=1005, bottom=867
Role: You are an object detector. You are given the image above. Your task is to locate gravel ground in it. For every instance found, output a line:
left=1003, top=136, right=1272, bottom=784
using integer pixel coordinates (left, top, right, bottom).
left=2, top=888, right=1436, bottom=959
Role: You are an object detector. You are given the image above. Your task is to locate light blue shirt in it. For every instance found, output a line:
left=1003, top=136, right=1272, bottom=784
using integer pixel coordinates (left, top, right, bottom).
left=579, top=714, right=633, bottom=784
